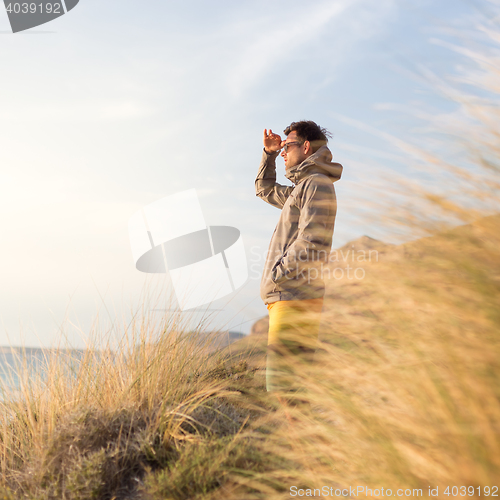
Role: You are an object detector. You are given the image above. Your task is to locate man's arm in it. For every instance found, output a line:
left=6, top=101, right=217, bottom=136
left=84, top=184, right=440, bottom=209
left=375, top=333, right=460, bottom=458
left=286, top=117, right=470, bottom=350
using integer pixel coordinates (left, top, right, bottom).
left=255, top=128, right=293, bottom=209
left=271, top=176, right=336, bottom=283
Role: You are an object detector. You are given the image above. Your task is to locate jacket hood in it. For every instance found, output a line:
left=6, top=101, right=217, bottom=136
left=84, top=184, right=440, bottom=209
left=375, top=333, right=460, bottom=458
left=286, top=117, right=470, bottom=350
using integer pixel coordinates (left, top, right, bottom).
left=285, top=145, right=343, bottom=185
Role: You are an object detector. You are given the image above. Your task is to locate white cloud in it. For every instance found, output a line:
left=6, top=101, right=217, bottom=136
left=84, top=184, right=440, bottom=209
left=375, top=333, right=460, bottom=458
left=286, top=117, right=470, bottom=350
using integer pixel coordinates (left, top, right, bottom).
left=226, top=2, right=349, bottom=97
left=225, top=0, right=397, bottom=97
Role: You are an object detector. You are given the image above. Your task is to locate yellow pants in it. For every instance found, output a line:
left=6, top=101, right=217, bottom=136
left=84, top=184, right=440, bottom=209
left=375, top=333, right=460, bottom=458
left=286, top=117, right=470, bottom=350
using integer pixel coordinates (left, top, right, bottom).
left=266, top=298, right=324, bottom=392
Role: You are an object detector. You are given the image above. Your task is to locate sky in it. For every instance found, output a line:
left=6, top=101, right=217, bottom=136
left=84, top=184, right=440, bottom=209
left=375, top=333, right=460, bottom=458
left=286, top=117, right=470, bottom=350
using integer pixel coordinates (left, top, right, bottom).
left=0, top=0, right=492, bottom=347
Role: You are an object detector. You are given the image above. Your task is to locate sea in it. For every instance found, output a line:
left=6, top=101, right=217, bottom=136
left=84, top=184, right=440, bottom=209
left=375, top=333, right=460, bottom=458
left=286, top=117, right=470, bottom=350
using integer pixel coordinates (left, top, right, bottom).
left=0, top=332, right=247, bottom=398
left=0, top=346, right=86, bottom=398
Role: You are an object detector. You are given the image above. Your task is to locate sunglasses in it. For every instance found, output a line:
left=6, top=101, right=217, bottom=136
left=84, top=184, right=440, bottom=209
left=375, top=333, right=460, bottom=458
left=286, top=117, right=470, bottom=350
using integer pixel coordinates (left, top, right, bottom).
left=282, top=141, right=304, bottom=152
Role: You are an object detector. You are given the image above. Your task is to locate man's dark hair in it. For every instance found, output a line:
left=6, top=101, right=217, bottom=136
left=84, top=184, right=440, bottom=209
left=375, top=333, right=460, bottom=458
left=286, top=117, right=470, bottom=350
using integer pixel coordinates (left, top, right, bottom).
left=283, top=120, right=332, bottom=152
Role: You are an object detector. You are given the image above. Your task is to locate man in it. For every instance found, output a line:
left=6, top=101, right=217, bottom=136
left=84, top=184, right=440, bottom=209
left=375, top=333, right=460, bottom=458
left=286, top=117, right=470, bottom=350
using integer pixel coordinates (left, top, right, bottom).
left=255, top=120, right=343, bottom=393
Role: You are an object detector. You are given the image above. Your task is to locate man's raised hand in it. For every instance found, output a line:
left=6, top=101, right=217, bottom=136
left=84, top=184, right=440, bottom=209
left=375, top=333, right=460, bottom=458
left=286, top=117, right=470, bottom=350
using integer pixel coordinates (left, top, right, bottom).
left=263, top=129, right=282, bottom=153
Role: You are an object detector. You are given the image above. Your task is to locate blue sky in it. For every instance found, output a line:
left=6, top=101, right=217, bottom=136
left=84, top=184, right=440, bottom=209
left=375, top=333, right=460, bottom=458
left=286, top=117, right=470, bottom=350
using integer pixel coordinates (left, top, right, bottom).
left=0, top=0, right=490, bottom=347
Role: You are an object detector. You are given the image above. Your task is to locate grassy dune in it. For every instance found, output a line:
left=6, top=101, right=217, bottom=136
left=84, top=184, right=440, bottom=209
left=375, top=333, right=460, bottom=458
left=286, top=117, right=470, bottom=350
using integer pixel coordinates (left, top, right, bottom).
left=0, top=212, right=497, bottom=500
left=276, top=214, right=500, bottom=496
left=0, top=317, right=270, bottom=499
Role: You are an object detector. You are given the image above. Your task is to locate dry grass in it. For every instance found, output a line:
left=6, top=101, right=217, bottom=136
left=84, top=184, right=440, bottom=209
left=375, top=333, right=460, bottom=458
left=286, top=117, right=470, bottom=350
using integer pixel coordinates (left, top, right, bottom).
left=0, top=300, right=286, bottom=499
left=244, top=213, right=500, bottom=499
left=1, top=208, right=497, bottom=499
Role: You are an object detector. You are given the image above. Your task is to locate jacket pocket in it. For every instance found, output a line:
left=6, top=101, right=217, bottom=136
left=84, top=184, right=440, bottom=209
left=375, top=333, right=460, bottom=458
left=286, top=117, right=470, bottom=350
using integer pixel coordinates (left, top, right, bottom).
left=271, top=255, right=285, bottom=281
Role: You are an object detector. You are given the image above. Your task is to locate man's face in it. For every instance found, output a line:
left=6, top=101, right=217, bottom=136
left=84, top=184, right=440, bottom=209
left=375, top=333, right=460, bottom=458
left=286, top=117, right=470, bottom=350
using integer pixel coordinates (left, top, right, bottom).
left=280, top=131, right=309, bottom=170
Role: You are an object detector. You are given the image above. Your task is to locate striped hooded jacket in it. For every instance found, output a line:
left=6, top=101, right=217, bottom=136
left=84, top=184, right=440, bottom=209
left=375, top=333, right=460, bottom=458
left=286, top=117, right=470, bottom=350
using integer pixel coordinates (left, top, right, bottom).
left=255, top=145, right=343, bottom=304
